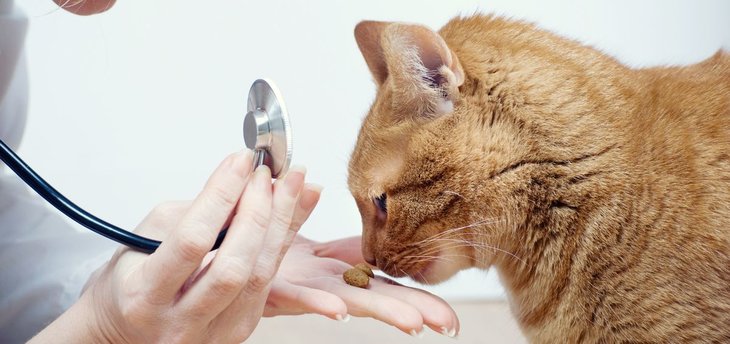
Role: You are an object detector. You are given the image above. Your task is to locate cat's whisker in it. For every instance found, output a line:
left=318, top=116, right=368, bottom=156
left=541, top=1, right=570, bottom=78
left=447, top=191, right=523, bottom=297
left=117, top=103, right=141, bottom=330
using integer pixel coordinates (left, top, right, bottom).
left=407, top=243, right=490, bottom=263
left=400, top=220, right=497, bottom=260
left=412, top=218, right=503, bottom=246
left=416, top=270, right=432, bottom=285
left=404, top=237, right=477, bottom=256
left=403, top=254, right=460, bottom=263
left=413, top=239, right=526, bottom=265
left=419, top=218, right=493, bottom=240
left=415, top=237, right=493, bottom=255
left=405, top=254, right=470, bottom=265
left=395, top=265, right=413, bottom=280
left=472, top=244, right=525, bottom=264
left=388, top=218, right=515, bottom=274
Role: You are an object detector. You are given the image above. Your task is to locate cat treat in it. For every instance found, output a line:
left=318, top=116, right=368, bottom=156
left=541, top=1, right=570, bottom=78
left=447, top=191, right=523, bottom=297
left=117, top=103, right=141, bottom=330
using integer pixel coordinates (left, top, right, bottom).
left=353, top=263, right=375, bottom=278
left=343, top=267, right=370, bottom=288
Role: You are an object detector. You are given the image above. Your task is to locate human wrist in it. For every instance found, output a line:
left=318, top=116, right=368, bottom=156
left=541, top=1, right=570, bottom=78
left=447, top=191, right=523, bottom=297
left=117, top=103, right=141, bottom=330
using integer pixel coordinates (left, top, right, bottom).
left=28, top=293, right=106, bottom=343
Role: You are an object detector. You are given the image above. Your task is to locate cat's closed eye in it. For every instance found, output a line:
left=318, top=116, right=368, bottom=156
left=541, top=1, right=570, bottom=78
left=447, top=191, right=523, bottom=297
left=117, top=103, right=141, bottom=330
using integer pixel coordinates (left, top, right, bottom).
left=373, top=194, right=387, bottom=219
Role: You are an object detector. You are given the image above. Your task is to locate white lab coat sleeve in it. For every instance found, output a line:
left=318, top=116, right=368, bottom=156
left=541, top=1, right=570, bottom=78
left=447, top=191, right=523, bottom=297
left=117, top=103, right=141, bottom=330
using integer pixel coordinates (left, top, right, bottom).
left=0, top=2, right=117, bottom=343
left=0, top=173, right=117, bottom=344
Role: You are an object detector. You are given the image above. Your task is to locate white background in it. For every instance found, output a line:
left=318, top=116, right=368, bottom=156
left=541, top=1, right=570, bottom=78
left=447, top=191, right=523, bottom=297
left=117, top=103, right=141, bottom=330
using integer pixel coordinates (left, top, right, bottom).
left=13, top=0, right=730, bottom=300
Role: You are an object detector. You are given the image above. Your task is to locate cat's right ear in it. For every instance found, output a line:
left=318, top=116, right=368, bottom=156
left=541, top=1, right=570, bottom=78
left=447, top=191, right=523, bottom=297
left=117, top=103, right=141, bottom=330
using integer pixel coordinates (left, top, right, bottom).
left=355, top=20, right=465, bottom=117
left=354, top=21, right=390, bottom=85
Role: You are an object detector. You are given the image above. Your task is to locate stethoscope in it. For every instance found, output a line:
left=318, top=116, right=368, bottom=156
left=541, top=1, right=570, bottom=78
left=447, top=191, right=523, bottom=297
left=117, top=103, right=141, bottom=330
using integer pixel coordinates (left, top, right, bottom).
left=0, top=79, right=292, bottom=253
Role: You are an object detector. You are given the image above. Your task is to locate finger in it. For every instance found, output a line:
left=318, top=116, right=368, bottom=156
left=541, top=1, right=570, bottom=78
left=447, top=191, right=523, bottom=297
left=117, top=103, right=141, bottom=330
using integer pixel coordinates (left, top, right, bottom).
left=192, top=182, right=321, bottom=323
left=313, top=236, right=365, bottom=266
left=208, top=288, right=269, bottom=344
left=140, top=200, right=237, bottom=242
left=367, top=277, right=460, bottom=337
left=255, top=165, right=306, bottom=267
left=206, top=182, right=321, bottom=333
left=52, top=0, right=116, bottom=15
left=209, top=167, right=307, bottom=325
left=284, top=183, right=322, bottom=243
left=142, top=150, right=254, bottom=303
left=178, top=164, right=273, bottom=317
left=263, top=279, right=347, bottom=320
left=300, top=277, right=424, bottom=335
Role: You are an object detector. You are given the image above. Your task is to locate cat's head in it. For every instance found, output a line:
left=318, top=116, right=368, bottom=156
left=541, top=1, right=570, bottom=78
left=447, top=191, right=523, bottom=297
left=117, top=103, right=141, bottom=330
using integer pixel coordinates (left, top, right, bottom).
left=348, top=18, right=615, bottom=284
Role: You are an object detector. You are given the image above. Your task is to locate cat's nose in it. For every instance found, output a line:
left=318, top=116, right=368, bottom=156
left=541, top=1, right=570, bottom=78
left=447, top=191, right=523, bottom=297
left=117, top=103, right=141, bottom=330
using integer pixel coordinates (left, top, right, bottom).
left=361, top=236, right=377, bottom=266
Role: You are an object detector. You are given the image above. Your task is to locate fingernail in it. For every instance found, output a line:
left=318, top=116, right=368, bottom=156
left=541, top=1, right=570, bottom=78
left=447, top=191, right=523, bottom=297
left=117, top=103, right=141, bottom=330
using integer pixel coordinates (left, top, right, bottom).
left=409, top=327, right=424, bottom=338
left=237, top=149, right=253, bottom=157
left=228, top=150, right=254, bottom=174
left=305, top=183, right=324, bottom=194
left=298, top=183, right=322, bottom=211
left=440, top=327, right=458, bottom=338
left=255, top=164, right=271, bottom=177
left=335, top=314, right=351, bottom=323
left=283, top=165, right=306, bottom=197
left=288, top=165, right=307, bottom=174
left=251, top=165, right=271, bottom=191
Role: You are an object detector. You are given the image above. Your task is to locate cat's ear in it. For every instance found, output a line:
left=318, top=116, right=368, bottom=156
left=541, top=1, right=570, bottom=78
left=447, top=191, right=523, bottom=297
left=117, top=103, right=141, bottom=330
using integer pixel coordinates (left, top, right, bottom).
left=354, top=21, right=390, bottom=85
left=355, top=20, right=465, bottom=116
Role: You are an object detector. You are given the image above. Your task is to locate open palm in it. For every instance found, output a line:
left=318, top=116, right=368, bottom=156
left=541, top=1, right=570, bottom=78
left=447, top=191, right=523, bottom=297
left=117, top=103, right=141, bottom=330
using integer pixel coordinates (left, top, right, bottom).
left=265, top=236, right=460, bottom=337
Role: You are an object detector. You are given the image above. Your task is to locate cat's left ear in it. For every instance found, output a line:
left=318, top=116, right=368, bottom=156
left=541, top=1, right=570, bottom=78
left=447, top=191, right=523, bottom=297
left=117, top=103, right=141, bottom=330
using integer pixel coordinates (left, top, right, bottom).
left=355, top=21, right=465, bottom=117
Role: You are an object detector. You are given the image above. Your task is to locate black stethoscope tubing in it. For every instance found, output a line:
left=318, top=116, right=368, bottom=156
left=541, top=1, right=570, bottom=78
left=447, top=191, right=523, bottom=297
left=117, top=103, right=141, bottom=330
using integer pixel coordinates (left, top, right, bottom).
left=0, top=139, right=227, bottom=254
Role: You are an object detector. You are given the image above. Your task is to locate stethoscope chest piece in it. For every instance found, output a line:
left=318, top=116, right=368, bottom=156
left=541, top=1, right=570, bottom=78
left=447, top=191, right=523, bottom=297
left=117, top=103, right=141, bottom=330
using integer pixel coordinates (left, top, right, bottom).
left=243, top=79, right=292, bottom=178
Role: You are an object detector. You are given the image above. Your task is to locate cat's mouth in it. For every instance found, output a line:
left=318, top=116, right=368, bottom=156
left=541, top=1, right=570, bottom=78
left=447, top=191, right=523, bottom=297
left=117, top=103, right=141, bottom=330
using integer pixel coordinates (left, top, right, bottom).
left=378, top=250, right=439, bottom=284
left=409, top=260, right=437, bottom=284
left=380, top=244, right=472, bottom=285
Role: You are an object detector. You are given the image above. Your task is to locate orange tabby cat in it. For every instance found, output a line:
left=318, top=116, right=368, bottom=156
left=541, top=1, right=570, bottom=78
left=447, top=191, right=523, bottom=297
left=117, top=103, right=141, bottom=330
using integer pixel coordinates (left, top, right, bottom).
left=347, top=15, right=730, bottom=342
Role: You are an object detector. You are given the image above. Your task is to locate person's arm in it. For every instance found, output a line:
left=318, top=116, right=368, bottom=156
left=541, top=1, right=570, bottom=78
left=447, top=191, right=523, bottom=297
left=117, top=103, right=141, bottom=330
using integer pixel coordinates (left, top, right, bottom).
left=28, top=295, right=101, bottom=342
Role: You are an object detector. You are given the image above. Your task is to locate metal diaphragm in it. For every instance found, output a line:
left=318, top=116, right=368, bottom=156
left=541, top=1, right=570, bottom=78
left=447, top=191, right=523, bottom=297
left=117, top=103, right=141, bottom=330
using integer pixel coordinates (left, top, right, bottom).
left=243, top=79, right=292, bottom=178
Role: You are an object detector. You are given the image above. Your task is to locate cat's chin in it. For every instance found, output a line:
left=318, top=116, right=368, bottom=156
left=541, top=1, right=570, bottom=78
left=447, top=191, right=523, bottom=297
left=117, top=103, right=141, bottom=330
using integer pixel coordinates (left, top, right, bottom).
left=410, top=263, right=458, bottom=285
left=407, top=248, right=471, bottom=285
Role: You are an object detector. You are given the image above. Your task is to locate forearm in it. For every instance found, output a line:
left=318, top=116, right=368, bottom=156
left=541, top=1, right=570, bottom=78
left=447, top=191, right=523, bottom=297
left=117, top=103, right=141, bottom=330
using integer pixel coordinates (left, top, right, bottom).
left=28, top=295, right=103, bottom=344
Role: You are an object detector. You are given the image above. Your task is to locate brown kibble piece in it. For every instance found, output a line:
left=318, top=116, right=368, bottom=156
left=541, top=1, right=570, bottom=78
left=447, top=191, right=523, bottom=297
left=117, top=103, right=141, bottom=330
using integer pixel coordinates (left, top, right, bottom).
left=354, top=263, right=375, bottom=278
left=343, top=268, right=370, bottom=288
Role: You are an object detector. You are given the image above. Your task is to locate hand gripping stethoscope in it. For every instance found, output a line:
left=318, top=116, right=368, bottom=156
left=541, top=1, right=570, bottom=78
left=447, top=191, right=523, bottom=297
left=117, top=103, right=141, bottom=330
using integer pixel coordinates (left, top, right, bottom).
left=0, top=79, right=292, bottom=253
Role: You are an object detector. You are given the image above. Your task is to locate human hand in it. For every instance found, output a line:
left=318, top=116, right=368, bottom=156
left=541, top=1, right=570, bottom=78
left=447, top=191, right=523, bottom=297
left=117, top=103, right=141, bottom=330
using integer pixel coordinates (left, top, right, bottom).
left=51, top=0, right=116, bottom=15
left=264, top=236, right=461, bottom=338
left=31, top=151, right=318, bottom=343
